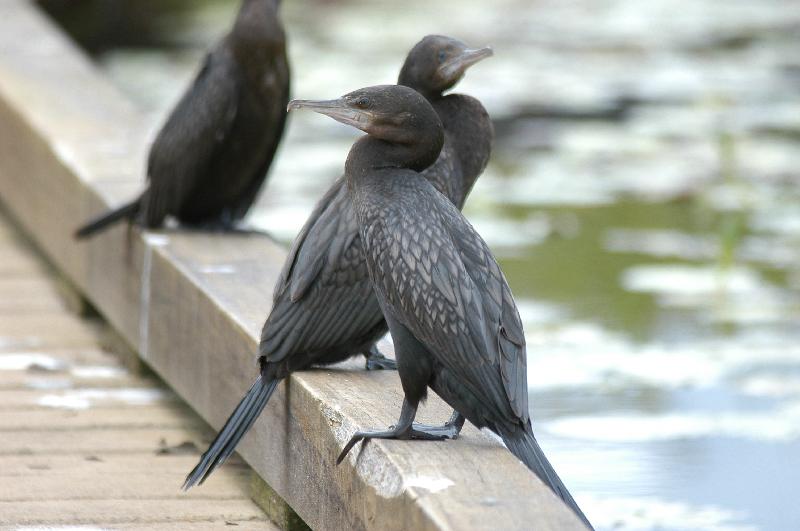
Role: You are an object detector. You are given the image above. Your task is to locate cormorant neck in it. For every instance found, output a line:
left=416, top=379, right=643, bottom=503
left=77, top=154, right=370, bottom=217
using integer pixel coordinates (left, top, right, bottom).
left=435, top=94, right=494, bottom=193
left=345, top=135, right=439, bottom=176
left=397, top=78, right=444, bottom=103
left=345, top=118, right=444, bottom=181
left=230, top=0, right=284, bottom=61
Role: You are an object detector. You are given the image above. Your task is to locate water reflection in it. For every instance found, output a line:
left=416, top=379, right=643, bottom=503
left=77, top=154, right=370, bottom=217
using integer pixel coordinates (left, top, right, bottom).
left=48, top=0, right=800, bottom=528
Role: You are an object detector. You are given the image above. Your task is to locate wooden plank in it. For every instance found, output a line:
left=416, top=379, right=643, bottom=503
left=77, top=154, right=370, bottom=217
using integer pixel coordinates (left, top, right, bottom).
left=0, top=454, right=229, bottom=476
left=0, top=276, right=68, bottom=313
left=0, top=406, right=200, bottom=430
left=113, top=523, right=280, bottom=531
left=0, top=427, right=203, bottom=455
left=0, top=468, right=253, bottom=501
left=0, top=244, right=49, bottom=276
left=0, top=122, right=276, bottom=525
left=0, top=369, right=140, bottom=390
left=0, top=499, right=270, bottom=526
left=0, top=386, right=172, bottom=409
left=0, top=313, right=103, bottom=350
left=0, top=2, right=589, bottom=530
left=0, top=347, right=122, bottom=366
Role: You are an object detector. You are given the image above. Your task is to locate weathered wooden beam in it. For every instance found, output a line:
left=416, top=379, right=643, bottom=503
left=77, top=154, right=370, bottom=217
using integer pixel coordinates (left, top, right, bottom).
left=0, top=2, right=587, bottom=529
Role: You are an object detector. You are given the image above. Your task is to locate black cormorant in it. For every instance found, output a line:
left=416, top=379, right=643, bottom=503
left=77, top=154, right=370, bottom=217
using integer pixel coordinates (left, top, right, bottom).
left=75, top=0, right=289, bottom=237
left=296, top=85, right=593, bottom=529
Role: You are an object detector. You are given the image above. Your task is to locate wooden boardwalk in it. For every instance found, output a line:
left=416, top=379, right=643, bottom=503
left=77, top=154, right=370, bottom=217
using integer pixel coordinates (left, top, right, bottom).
left=0, top=212, right=277, bottom=529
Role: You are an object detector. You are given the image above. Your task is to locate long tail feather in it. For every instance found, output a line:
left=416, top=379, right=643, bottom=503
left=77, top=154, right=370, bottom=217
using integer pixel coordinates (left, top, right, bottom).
left=183, top=375, right=279, bottom=490
left=74, top=198, right=140, bottom=239
left=501, top=424, right=593, bottom=529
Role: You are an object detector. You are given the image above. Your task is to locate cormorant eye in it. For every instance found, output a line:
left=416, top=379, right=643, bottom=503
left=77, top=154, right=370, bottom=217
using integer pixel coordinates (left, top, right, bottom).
left=355, top=97, right=370, bottom=108
left=438, top=51, right=447, bottom=62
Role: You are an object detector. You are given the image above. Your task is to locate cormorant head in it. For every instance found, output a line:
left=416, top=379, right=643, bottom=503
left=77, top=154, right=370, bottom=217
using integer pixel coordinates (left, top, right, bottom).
left=288, top=85, right=444, bottom=171
left=398, top=35, right=493, bottom=98
left=237, top=0, right=281, bottom=21
left=233, top=0, right=284, bottom=51
left=288, top=85, right=440, bottom=145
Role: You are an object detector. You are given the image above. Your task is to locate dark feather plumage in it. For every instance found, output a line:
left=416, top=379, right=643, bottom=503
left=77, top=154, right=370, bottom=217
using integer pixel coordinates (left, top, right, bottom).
left=76, top=0, right=289, bottom=238
left=352, top=160, right=592, bottom=531
left=333, top=84, right=593, bottom=528
left=354, top=171, right=528, bottom=428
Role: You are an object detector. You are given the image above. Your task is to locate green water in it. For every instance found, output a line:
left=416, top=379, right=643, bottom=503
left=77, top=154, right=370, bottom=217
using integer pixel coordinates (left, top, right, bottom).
left=43, top=0, right=800, bottom=528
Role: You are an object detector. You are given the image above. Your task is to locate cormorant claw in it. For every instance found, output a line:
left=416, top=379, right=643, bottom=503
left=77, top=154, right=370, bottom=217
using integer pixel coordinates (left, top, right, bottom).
left=364, top=346, right=397, bottom=371
left=336, top=423, right=457, bottom=465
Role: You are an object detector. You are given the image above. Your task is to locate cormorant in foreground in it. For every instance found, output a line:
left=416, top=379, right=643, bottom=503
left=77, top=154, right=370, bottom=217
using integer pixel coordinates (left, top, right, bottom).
left=182, top=36, right=492, bottom=489
left=75, top=0, right=289, bottom=238
left=292, top=85, right=593, bottom=529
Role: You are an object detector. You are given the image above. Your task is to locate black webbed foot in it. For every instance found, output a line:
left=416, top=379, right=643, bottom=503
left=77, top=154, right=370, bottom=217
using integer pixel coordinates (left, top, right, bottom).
left=405, top=424, right=457, bottom=438
left=223, top=226, right=272, bottom=237
left=337, top=399, right=458, bottom=464
left=187, top=223, right=270, bottom=236
left=364, top=346, right=397, bottom=371
left=412, top=411, right=465, bottom=439
left=177, top=214, right=273, bottom=237
left=336, top=424, right=455, bottom=465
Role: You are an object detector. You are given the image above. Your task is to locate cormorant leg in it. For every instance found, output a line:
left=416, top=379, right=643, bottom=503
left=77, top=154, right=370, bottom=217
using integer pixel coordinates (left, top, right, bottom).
left=336, top=399, right=455, bottom=464
left=176, top=220, right=273, bottom=237
left=218, top=210, right=279, bottom=236
left=364, top=345, right=397, bottom=371
left=223, top=225, right=272, bottom=236
left=411, top=410, right=466, bottom=439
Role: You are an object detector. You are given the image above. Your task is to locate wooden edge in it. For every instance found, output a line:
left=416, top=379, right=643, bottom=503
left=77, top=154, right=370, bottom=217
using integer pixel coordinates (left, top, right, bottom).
left=0, top=2, right=588, bottom=530
left=251, top=471, right=312, bottom=531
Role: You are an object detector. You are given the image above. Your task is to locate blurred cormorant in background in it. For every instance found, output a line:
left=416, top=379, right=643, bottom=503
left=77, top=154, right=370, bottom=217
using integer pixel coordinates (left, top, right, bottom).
left=182, top=36, right=492, bottom=489
left=75, top=0, right=289, bottom=238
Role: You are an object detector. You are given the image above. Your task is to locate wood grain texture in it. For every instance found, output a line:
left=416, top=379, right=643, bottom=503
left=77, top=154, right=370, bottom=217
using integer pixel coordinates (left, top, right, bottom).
left=0, top=2, right=589, bottom=530
left=0, top=500, right=270, bottom=527
left=0, top=215, right=275, bottom=528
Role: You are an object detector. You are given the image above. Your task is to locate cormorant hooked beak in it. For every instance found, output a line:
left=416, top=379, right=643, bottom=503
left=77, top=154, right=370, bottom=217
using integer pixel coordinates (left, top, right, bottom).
left=287, top=99, right=373, bottom=132
left=438, top=46, right=493, bottom=80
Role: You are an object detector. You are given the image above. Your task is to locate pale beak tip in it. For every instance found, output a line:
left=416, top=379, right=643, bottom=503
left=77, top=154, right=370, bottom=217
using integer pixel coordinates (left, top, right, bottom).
left=287, top=100, right=307, bottom=112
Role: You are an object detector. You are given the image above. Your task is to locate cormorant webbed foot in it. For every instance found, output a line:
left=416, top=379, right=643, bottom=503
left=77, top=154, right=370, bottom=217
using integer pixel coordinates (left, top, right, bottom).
left=222, top=225, right=272, bottom=237
left=336, top=425, right=455, bottom=465
left=412, top=411, right=465, bottom=439
left=336, top=399, right=457, bottom=464
left=364, top=346, right=397, bottom=371
left=177, top=220, right=273, bottom=237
